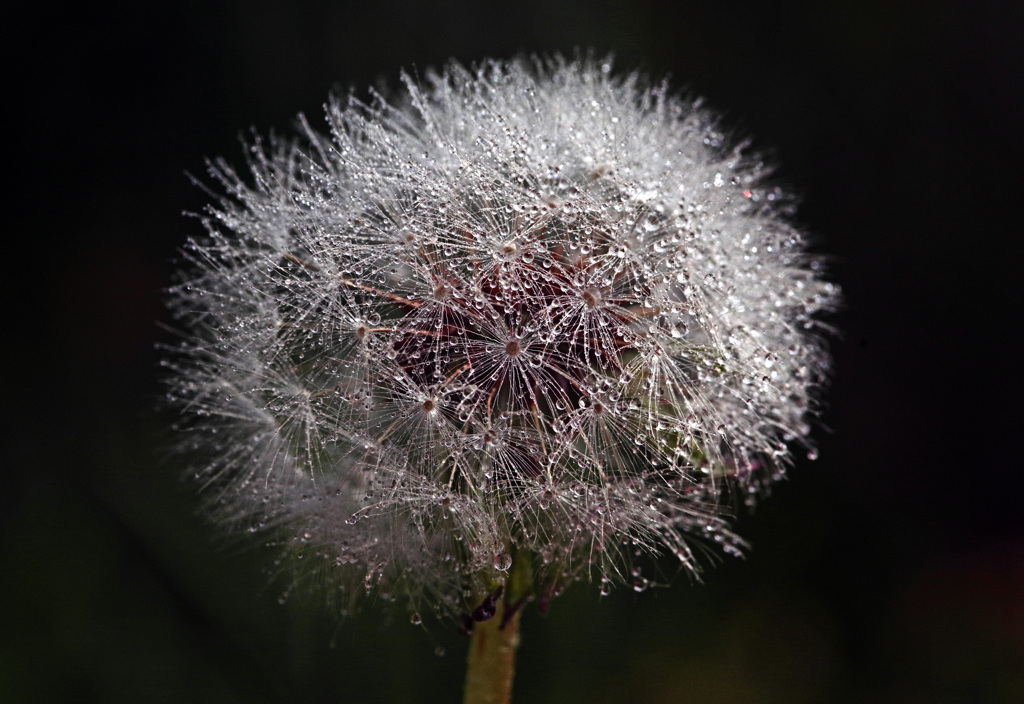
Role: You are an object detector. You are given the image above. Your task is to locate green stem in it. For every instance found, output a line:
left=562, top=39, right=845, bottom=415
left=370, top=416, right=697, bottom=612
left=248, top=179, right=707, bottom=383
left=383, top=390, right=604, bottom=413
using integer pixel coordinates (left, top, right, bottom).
left=463, top=551, right=532, bottom=704
left=462, top=600, right=521, bottom=704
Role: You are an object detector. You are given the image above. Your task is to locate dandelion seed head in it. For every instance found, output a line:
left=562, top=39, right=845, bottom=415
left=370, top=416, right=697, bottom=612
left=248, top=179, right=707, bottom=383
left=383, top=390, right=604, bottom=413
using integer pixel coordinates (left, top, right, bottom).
left=167, top=55, right=838, bottom=618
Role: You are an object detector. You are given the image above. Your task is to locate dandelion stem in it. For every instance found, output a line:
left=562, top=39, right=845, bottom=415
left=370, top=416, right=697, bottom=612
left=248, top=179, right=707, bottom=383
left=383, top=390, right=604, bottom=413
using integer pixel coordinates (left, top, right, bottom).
left=462, top=600, right=520, bottom=704
left=463, top=552, right=532, bottom=704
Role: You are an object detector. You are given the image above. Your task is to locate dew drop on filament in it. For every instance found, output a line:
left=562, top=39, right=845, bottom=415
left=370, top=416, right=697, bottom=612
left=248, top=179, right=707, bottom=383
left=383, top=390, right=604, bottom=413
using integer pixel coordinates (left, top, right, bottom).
left=494, top=552, right=512, bottom=571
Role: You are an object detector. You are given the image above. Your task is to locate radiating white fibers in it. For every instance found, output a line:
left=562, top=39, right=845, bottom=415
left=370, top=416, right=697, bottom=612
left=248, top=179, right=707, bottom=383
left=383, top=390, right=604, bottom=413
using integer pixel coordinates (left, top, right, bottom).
left=166, top=55, right=838, bottom=618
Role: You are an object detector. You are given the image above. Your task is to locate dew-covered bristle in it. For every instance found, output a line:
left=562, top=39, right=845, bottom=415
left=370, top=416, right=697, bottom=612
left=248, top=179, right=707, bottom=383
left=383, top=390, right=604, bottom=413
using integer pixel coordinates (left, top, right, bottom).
left=167, top=56, right=837, bottom=618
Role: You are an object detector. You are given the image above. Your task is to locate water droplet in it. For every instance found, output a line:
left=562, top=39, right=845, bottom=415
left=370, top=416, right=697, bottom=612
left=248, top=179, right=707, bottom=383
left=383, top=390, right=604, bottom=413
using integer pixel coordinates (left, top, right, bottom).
left=539, top=489, right=553, bottom=510
left=494, top=552, right=512, bottom=571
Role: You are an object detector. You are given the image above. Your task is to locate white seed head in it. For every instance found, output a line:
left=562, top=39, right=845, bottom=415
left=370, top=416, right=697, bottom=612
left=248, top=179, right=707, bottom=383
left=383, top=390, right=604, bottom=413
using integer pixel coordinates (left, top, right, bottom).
left=167, top=55, right=838, bottom=618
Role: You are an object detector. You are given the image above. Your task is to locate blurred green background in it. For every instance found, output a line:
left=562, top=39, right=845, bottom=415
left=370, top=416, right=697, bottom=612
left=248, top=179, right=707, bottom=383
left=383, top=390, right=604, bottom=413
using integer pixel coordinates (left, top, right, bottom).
left=5, top=1, right=1023, bottom=702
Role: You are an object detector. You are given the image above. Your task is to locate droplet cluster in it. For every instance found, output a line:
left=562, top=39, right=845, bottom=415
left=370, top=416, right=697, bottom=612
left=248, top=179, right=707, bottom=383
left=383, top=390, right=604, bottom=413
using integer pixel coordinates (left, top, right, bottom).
left=166, top=56, right=837, bottom=617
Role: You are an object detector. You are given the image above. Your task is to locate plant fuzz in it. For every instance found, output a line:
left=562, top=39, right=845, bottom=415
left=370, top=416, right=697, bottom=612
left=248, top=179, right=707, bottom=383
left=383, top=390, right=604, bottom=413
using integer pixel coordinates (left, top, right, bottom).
left=166, top=55, right=838, bottom=620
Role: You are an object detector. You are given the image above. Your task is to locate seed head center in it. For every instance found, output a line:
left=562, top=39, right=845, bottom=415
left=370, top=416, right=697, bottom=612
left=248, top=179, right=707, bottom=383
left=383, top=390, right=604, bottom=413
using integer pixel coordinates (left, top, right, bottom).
left=505, top=339, right=522, bottom=357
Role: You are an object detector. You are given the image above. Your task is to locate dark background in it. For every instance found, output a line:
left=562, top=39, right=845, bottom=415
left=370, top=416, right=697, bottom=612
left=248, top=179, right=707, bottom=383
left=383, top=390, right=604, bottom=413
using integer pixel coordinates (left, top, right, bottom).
left=5, top=1, right=1023, bottom=702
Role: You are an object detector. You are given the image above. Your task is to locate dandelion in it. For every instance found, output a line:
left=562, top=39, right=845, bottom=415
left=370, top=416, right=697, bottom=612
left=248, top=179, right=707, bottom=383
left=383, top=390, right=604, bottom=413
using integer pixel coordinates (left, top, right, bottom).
left=166, top=55, right=837, bottom=702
